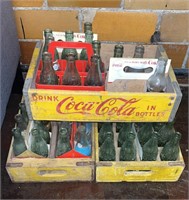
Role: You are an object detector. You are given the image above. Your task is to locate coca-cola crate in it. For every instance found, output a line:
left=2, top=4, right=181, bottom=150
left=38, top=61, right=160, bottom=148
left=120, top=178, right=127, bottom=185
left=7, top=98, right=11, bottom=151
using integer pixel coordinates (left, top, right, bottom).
left=23, top=41, right=182, bottom=122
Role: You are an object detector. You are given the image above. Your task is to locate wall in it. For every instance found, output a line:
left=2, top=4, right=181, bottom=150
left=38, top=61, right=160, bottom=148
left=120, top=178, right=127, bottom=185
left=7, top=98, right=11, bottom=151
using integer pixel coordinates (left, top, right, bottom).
left=12, top=0, right=189, bottom=68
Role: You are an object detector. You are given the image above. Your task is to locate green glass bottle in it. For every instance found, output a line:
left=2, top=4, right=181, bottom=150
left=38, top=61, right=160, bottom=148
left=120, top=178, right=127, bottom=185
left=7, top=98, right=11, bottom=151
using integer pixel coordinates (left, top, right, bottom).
left=160, top=132, right=181, bottom=161
left=114, top=44, right=124, bottom=58
left=98, top=122, right=113, bottom=146
left=19, top=102, right=29, bottom=124
left=30, top=128, right=48, bottom=157
left=14, top=113, right=27, bottom=132
left=84, top=22, right=92, bottom=32
left=59, top=121, right=72, bottom=136
left=120, top=130, right=136, bottom=161
left=12, top=127, right=27, bottom=156
left=62, top=53, right=81, bottom=85
left=43, top=28, right=53, bottom=38
left=118, top=123, right=133, bottom=147
left=99, top=132, right=115, bottom=161
left=84, top=55, right=103, bottom=86
left=40, top=52, right=58, bottom=85
left=61, top=30, right=78, bottom=60
left=157, top=121, right=175, bottom=146
left=153, top=122, right=164, bottom=132
left=80, top=30, right=93, bottom=61
left=142, top=132, right=158, bottom=161
left=137, top=123, right=153, bottom=146
left=116, top=122, right=124, bottom=132
left=33, top=120, right=50, bottom=144
left=56, top=127, right=72, bottom=157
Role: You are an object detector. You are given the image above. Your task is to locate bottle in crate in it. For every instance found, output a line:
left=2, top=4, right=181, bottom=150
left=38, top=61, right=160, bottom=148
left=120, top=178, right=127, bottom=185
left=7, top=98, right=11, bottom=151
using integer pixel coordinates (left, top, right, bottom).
left=84, top=22, right=92, bottom=32
left=114, top=44, right=124, bottom=58
left=40, top=52, right=58, bottom=85
left=19, top=102, right=29, bottom=124
left=137, top=123, right=153, bottom=146
left=118, top=123, right=133, bottom=147
left=14, top=113, right=27, bottom=132
left=98, top=122, right=113, bottom=146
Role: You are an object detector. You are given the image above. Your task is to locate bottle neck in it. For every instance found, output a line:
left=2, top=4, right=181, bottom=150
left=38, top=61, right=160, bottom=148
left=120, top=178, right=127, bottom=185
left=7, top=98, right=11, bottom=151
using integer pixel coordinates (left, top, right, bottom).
left=133, top=52, right=144, bottom=58
left=42, top=60, right=53, bottom=72
left=155, top=62, right=166, bottom=75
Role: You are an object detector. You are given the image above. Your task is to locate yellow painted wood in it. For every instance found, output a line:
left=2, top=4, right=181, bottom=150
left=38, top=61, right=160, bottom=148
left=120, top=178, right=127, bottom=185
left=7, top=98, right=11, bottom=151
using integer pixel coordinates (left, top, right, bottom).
left=94, top=124, right=185, bottom=182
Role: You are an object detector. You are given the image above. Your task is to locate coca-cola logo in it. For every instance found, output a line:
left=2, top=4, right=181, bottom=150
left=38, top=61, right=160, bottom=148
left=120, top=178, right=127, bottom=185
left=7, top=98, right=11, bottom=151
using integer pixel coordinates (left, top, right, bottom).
left=56, top=97, right=141, bottom=116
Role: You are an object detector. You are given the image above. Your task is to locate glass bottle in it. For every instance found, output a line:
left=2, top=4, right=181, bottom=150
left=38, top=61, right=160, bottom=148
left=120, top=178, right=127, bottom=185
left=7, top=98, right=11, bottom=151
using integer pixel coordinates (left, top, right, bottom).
left=61, top=30, right=78, bottom=60
left=133, top=45, right=145, bottom=58
left=33, top=120, right=50, bottom=144
left=147, top=57, right=167, bottom=92
left=84, top=22, right=92, bottom=32
left=99, top=132, right=115, bottom=161
left=157, top=121, right=175, bottom=147
left=43, top=28, right=53, bottom=38
left=84, top=55, right=103, bottom=86
left=114, top=44, right=124, bottom=58
left=91, top=40, right=104, bottom=72
left=74, top=125, right=91, bottom=156
left=118, top=123, right=133, bottom=147
left=19, top=102, right=29, bottom=124
left=160, top=132, right=181, bottom=161
left=116, top=122, right=124, bottom=132
left=30, top=128, right=48, bottom=157
left=40, top=52, right=58, bottom=85
left=120, top=130, right=136, bottom=161
left=59, top=121, right=72, bottom=137
left=80, top=30, right=93, bottom=61
left=137, top=123, right=153, bottom=146
left=142, top=132, right=158, bottom=161
left=153, top=122, right=164, bottom=132
left=56, top=127, right=72, bottom=157
left=98, top=122, right=113, bottom=146
left=62, top=53, right=81, bottom=85
left=12, top=127, right=27, bottom=156
left=14, top=113, right=27, bottom=132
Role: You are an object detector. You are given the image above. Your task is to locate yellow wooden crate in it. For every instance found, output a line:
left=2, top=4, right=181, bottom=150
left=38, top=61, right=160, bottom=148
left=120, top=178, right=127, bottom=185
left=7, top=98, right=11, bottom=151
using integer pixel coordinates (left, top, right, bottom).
left=23, top=42, right=182, bottom=122
left=95, top=123, right=185, bottom=182
left=6, top=121, right=95, bottom=182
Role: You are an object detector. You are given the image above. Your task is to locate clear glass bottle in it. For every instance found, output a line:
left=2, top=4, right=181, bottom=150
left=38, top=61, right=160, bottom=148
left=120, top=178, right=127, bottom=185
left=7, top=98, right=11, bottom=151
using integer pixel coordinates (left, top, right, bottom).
left=61, top=30, right=78, bottom=60
left=12, top=127, right=27, bottom=156
left=160, top=132, right=181, bottom=161
left=91, top=40, right=104, bottom=72
left=147, top=57, right=167, bottom=92
left=14, top=113, right=27, bottom=132
left=118, top=123, right=133, bottom=147
left=84, top=22, right=92, bottom=32
left=56, top=127, right=72, bottom=157
left=120, top=130, right=136, bottom=161
left=98, top=122, right=113, bottom=146
left=142, top=132, right=158, bottom=161
left=84, top=55, right=103, bottom=86
left=30, top=128, right=48, bottom=157
left=62, top=53, right=81, bottom=85
left=133, top=45, right=145, bottom=58
left=40, top=52, right=58, bottom=85
left=137, top=123, right=153, bottom=146
left=99, top=132, right=115, bottom=161
left=74, top=125, right=91, bottom=156
left=80, top=30, right=93, bottom=61
left=114, top=44, right=124, bottom=58
left=33, top=120, right=50, bottom=144
left=19, top=102, right=29, bottom=124
left=157, top=121, right=175, bottom=147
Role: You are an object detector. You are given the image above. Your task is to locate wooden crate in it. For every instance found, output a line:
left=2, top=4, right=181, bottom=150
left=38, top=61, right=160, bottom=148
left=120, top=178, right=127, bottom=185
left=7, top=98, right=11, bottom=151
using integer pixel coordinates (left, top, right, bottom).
left=95, top=123, right=185, bottom=182
left=6, top=121, right=95, bottom=182
left=23, top=41, right=182, bottom=122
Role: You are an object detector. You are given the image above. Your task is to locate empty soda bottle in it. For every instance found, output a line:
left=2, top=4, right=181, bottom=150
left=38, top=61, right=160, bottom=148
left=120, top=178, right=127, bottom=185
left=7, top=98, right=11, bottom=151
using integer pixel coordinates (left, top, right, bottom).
left=84, top=22, right=92, bottom=32
left=56, top=127, right=72, bottom=157
left=40, top=52, right=58, bottom=85
left=84, top=55, right=103, bottom=86
left=12, top=127, right=27, bottom=156
left=160, top=132, right=181, bottom=161
left=80, top=30, right=93, bottom=61
left=33, top=120, right=50, bottom=144
left=74, top=125, right=91, bottom=156
left=30, top=128, right=48, bottom=157
left=147, top=57, right=167, bottom=92
left=137, top=123, right=153, bottom=146
left=99, top=132, right=115, bottom=161
left=120, top=130, right=136, bottom=161
left=142, top=132, right=158, bottom=161
left=98, top=122, right=113, bottom=146
left=118, top=123, right=133, bottom=147
left=157, top=121, right=175, bottom=147
left=114, top=44, right=124, bottom=58
left=19, top=101, right=29, bottom=124
left=14, top=113, right=27, bottom=132
left=62, top=53, right=81, bottom=85
left=61, top=30, right=78, bottom=60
